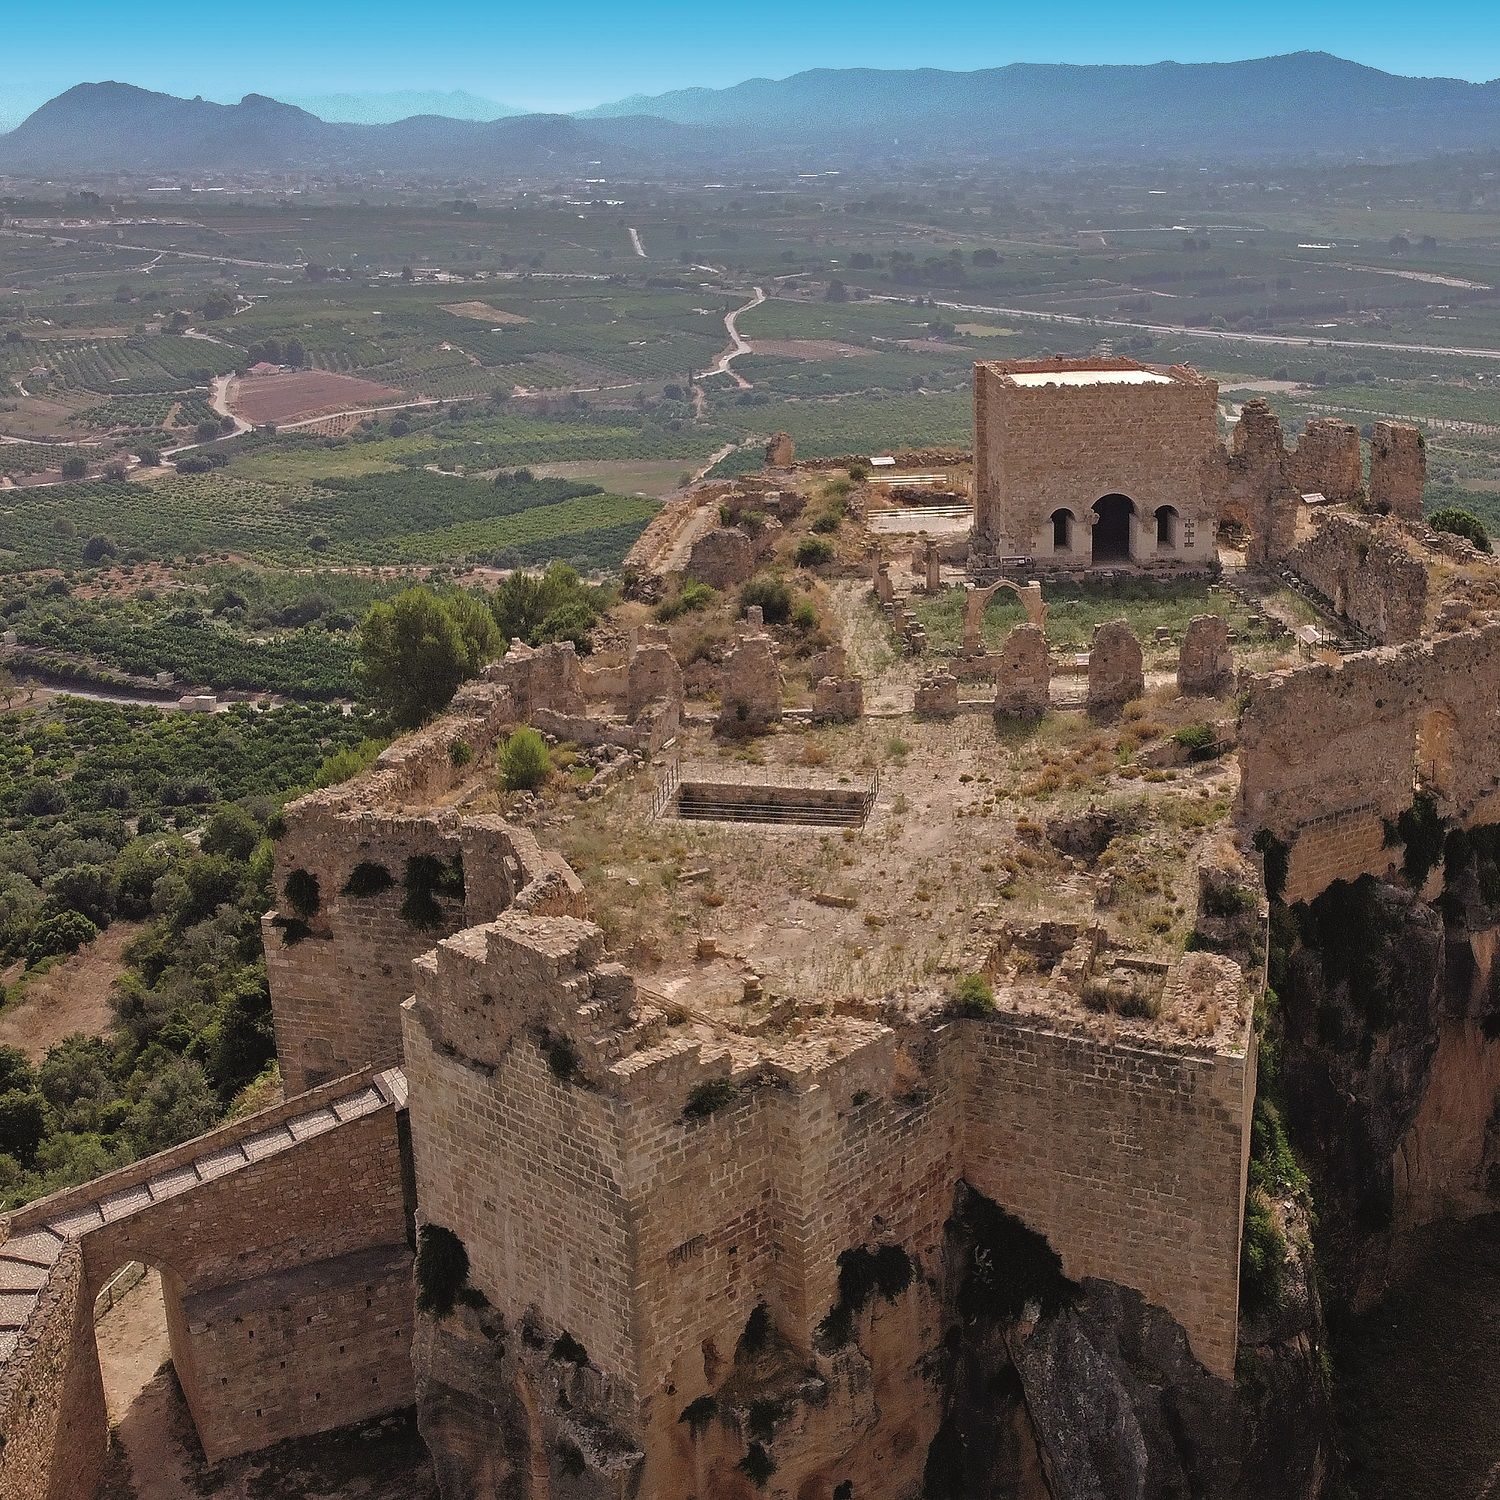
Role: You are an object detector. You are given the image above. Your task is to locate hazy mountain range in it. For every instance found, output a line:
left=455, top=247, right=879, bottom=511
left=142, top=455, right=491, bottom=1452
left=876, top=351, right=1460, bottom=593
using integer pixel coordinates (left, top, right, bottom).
left=3, top=53, right=1500, bottom=176
left=278, top=89, right=519, bottom=124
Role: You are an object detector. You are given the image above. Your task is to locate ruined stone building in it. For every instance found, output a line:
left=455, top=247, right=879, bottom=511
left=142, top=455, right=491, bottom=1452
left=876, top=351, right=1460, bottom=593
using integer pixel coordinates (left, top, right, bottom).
left=4, top=359, right=1492, bottom=1500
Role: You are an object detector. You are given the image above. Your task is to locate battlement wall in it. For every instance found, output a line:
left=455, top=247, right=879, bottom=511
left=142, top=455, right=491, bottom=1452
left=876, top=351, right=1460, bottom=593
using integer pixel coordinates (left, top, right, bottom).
left=402, top=910, right=1255, bottom=1499
left=1239, top=622, right=1500, bottom=902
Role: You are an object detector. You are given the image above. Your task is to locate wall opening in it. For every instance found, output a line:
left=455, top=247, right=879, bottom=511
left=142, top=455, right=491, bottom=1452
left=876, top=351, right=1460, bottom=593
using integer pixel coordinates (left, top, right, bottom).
left=1155, top=504, right=1179, bottom=549
left=1415, top=708, right=1457, bottom=799
left=1050, top=509, right=1073, bottom=551
left=1092, top=494, right=1134, bottom=563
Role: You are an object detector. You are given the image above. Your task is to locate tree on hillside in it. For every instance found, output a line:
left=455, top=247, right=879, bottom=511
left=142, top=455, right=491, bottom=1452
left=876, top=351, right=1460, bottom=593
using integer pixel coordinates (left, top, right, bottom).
left=357, top=587, right=501, bottom=729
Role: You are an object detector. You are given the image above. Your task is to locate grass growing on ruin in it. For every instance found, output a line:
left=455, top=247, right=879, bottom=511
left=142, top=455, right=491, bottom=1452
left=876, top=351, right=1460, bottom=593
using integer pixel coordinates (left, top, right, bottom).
left=912, top=578, right=1273, bottom=663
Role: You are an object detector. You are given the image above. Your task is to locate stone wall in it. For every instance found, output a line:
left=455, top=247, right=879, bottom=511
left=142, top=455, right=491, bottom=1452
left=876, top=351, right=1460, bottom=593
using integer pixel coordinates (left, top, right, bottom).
left=973, top=357, right=1222, bottom=569
left=402, top=911, right=1255, bottom=1496
left=0, top=1069, right=414, bottom=1489
left=1238, top=622, right=1500, bottom=902
left=1286, top=417, right=1364, bottom=502
left=1370, top=421, right=1426, bottom=519
left=0, top=1243, right=105, bottom=1500
left=1284, top=512, right=1429, bottom=644
left=962, top=1009, right=1254, bottom=1381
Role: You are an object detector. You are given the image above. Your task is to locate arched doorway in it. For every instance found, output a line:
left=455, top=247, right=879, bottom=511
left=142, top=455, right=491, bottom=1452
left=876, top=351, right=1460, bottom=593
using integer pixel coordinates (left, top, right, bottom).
left=1092, top=494, right=1134, bottom=563
left=1050, top=509, right=1074, bottom=552
left=1155, top=505, right=1179, bottom=550
left=1415, top=708, right=1457, bottom=799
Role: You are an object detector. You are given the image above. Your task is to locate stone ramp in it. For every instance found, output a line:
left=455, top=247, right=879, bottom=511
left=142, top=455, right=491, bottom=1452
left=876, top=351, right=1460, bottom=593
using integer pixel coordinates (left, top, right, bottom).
left=0, top=1067, right=407, bottom=1364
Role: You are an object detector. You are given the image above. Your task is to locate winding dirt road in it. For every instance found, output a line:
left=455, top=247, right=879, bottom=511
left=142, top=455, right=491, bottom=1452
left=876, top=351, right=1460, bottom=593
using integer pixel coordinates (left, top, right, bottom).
left=699, top=286, right=765, bottom=388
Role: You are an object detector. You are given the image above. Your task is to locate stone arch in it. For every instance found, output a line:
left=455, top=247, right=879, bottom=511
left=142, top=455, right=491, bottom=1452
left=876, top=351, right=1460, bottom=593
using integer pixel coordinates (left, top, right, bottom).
left=1092, top=494, right=1135, bottom=563
left=1154, top=504, right=1180, bottom=550
left=1415, top=706, right=1458, bottom=799
left=962, top=579, right=1048, bottom=656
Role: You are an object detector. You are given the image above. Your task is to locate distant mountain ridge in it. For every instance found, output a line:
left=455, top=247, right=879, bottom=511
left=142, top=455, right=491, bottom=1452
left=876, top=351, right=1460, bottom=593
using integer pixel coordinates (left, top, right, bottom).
left=0, top=82, right=683, bottom=174
left=4, top=54, right=1500, bottom=176
left=582, top=52, right=1500, bottom=158
left=281, top=89, right=519, bottom=124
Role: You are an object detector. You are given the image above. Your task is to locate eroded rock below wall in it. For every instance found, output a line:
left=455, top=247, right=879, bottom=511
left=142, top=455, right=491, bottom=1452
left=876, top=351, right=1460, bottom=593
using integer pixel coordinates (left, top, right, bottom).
left=1276, top=867, right=1500, bottom=1307
left=924, top=1184, right=1332, bottom=1500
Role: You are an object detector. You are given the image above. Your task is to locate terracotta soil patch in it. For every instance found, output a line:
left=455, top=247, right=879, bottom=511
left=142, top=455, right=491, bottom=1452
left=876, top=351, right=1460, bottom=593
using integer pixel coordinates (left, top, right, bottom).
left=0, top=919, right=141, bottom=1059
left=228, top=371, right=406, bottom=425
left=441, top=301, right=530, bottom=325
left=749, top=338, right=870, bottom=360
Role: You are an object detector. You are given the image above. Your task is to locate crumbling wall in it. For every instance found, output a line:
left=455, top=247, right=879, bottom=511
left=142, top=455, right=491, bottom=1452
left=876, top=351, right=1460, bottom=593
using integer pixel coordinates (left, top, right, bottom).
left=685, top=526, right=757, bottom=589
left=717, top=630, right=782, bottom=735
left=0, top=1244, right=105, bottom=1500
left=994, top=624, right=1050, bottom=715
left=1225, top=400, right=1300, bottom=565
left=1238, top=622, right=1500, bottom=902
left=1284, top=512, right=1429, bottom=644
left=1178, top=613, right=1234, bottom=696
left=0, top=1070, right=413, bottom=1487
left=404, top=911, right=1255, bottom=1497
left=1286, top=417, right=1364, bottom=503
left=1370, top=421, right=1426, bottom=519
left=1087, top=619, right=1144, bottom=714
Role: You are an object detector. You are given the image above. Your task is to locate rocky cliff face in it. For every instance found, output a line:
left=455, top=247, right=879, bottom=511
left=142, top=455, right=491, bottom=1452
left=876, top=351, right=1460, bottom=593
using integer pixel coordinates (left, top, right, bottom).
left=1274, top=855, right=1500, bottom=1310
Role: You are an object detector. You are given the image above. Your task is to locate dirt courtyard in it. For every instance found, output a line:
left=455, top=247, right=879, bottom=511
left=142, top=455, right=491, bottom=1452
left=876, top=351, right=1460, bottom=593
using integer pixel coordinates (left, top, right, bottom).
left=96, top=1272, right=436, bottom=1500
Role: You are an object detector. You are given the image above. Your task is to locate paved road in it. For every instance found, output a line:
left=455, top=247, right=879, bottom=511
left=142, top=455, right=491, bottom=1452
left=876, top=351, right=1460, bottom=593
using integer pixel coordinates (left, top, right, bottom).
left=865, top=293, right=1500, bottom=363
left=628, top=227, right=647, bottom=258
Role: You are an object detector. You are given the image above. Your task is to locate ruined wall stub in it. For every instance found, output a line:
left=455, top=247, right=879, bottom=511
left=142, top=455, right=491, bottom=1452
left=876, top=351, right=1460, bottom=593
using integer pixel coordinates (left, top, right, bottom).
left=1087, top=619, right=1145, bottom=714
left=1227, top=399, right=1300, bottom=566
left=994, top=624, right=1050, bottom=716
left=914, top=668, right=959, bottom=718
left=1177, top=614, right=1233, bottom=697
left=1285, top=512, right=1429, bottom=644
left=1370, top=421, right=1426, bottom=520
left=685, top=526, right=756, bottom=589
left=717, top=631, right=782, bottom=735
left=1238, top=622, right=1500, bottom=902
left=1286, top=417, right=1364, bottom=503
left=973, top=357, right=1221, bottom=569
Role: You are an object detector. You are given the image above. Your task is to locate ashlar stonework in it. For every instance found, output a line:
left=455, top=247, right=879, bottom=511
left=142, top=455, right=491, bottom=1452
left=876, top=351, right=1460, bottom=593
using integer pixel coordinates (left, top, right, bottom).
left=1177, top=614, right=1234, bottom=697
left=994, top=624, right=1050, bottom=716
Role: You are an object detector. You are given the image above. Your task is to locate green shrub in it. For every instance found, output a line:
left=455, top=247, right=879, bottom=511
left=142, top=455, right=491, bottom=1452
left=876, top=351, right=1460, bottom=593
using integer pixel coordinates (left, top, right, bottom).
left=655, top=581, right=716, bottom=622
left=25, top=910, right=99, bottom=965
left=740, top=575, right=793, bottom=626
left=794, top=536, right=834, bottom=568
left=951, top=972, right=995, bottom=1016
left=810, top=510, right=842, bottom=534
left=1172, top=721, right=1218, bottom=753
left=1387, top=791, right=1447, bottom=884
left=1239, top=1188, right=1287, bottom=1318
left=415, top=1222, right=471, bottom=1317
left=790, top=599, right=820, bottom=632
left=1428, top=506, right=1491, bottom=553
left=499, top=726, right=551, bottom=792
left=448, top=738, right=473, bottom=768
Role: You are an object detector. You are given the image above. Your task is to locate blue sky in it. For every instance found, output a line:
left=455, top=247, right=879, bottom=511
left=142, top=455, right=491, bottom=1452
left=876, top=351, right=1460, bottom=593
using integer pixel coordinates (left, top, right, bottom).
left=6, top=0, right=1500, bottom=116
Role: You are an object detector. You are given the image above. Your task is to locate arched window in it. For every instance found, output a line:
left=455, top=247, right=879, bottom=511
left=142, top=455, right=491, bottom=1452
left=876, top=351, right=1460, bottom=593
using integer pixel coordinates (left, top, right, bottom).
left=1155, top=505, right=1179, bottom=549
left=1051, top=509, right=1072, bottom=551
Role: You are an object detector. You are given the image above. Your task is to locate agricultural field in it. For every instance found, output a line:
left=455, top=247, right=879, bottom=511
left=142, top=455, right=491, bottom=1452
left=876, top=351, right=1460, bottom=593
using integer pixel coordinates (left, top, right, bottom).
left=0, top=151, right=1498, bottom=689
